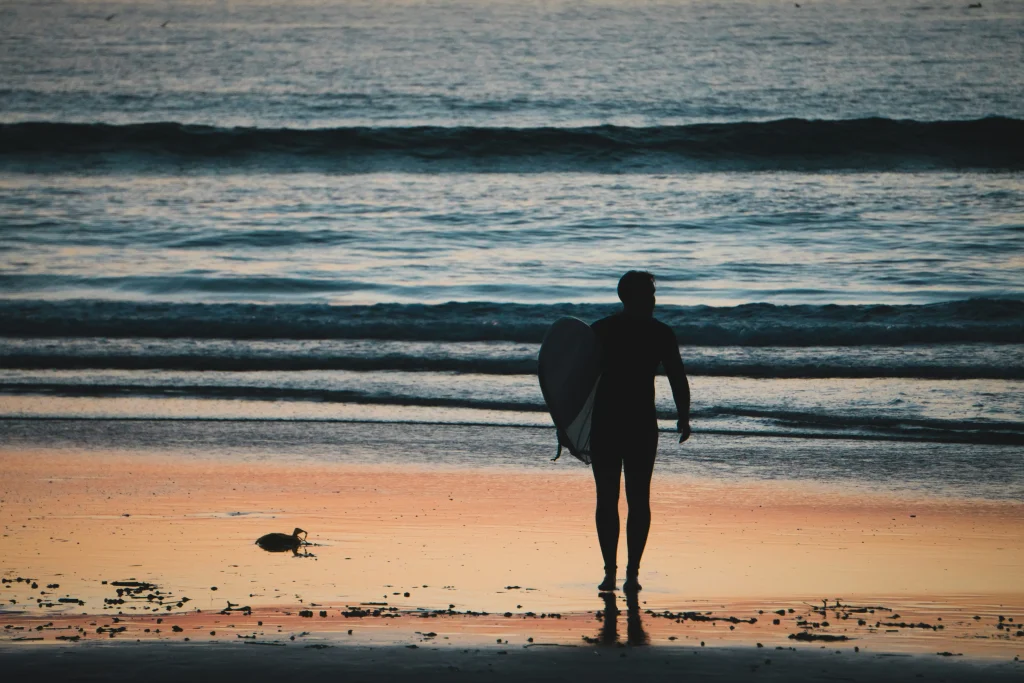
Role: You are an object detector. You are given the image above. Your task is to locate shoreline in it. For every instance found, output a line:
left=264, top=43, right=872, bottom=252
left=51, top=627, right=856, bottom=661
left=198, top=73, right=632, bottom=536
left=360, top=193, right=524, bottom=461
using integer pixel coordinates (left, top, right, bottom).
left=1, top=416, right=1021, bottom=502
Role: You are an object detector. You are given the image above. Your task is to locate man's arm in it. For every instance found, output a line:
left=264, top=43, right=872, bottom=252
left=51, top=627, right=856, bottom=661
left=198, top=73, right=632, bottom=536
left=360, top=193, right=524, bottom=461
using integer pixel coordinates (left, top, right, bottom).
left=662, top=328, right=691, bottom=443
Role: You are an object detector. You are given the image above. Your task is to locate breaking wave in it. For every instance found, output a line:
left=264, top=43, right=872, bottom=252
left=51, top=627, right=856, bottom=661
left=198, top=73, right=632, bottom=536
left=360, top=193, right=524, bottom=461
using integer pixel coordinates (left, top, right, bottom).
left=2, top=117, right=1021, bottom=170
left=2, top=299, right=1021, bottom=346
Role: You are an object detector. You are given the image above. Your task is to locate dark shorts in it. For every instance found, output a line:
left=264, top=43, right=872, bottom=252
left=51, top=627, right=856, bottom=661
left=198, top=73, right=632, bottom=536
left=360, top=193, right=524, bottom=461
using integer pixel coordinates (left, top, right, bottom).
left=590, top=427, right=658, bottom=482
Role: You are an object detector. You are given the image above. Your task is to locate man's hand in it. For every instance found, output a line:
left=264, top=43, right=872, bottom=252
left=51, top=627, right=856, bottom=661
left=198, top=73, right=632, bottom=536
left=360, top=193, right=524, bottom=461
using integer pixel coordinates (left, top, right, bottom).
left=677, top=419, right=691, bottom=443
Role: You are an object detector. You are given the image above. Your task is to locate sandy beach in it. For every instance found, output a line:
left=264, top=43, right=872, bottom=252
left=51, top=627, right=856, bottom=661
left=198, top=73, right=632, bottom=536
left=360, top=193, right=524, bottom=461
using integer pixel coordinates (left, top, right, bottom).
left=2, top=421, right=1022, bottom=680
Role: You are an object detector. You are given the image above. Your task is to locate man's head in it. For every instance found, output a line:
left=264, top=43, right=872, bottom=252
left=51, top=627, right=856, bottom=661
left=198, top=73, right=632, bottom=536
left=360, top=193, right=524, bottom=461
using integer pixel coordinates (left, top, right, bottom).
left=617, top=270, right=656, bottom=317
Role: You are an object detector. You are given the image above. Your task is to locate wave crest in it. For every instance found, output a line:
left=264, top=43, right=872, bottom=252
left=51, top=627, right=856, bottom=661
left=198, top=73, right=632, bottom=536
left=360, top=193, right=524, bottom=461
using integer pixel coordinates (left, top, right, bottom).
left=2, top=299, right=1021, bottom=346
left=2, top=118, right=1021, bottom=170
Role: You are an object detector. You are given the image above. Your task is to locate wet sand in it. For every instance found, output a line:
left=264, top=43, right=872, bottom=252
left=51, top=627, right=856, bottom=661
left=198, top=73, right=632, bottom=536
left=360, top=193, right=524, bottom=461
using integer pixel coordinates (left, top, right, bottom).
left=2, top=439, right=1023, bottom=678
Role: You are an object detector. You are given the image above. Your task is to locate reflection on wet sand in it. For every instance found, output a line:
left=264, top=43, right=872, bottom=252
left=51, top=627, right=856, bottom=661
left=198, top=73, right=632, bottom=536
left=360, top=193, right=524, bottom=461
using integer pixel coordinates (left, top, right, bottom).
left=595, top=591, right=650, bottom=647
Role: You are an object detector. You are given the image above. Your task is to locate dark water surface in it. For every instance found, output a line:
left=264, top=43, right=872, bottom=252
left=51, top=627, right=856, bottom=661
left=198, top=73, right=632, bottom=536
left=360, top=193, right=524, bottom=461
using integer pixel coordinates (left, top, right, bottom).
left=1, top=0, right=1021, bottom=497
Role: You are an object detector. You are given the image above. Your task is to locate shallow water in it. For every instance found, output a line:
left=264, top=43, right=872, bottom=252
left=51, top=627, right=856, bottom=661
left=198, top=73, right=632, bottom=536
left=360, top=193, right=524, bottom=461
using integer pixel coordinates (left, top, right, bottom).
left=1, top=171, right=1021, bottom=305
left=1, top=419, right=1021, bottom=500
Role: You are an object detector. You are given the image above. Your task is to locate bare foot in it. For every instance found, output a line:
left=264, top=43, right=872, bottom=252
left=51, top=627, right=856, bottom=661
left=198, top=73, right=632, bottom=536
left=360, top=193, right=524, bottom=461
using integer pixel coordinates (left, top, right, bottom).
left=598, top=574, right=617, bottom=592
left=623, top=575, right=642, bottom=593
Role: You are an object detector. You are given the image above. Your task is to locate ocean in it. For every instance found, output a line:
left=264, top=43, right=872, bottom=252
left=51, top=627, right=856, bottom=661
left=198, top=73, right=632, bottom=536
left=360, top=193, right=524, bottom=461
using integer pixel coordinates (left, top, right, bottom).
left=1, top=0, right=1022, bottom=499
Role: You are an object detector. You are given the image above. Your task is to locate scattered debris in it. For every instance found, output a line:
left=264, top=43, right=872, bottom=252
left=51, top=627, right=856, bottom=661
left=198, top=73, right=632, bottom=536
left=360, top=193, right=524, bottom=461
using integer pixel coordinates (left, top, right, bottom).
left=789, top=632, right=851, bottom=642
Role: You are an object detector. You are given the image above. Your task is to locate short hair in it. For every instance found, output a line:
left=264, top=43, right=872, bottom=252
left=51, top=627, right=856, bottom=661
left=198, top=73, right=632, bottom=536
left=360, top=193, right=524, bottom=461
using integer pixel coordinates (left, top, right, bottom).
left=617, top=270, right=656, bottom=306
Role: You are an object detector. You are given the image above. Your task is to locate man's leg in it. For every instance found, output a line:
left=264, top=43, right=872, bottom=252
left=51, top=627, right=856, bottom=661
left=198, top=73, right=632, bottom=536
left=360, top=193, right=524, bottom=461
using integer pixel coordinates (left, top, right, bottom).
left=623, top=434, right=657, bottom=591
left=591, top=450, right=622, bottom=590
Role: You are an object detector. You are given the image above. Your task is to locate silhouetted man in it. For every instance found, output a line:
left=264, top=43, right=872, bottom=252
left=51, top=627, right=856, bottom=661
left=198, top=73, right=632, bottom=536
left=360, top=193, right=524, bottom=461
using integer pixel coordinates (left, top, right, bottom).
left=590, top=271, right=690, bottom=592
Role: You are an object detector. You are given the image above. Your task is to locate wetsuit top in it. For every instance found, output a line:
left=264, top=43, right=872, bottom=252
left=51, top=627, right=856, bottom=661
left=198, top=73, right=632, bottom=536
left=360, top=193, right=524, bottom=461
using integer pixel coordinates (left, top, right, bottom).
left=591, top=313, right=682, bottom=441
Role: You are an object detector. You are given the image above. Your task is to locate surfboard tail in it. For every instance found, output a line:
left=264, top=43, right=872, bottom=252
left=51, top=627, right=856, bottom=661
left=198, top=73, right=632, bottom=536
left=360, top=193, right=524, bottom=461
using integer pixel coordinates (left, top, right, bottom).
left=554, top=377, right=598, bottom=464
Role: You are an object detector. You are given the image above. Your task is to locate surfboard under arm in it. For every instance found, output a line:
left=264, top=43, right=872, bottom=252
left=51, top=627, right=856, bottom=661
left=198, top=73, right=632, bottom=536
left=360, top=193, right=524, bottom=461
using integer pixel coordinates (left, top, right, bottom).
left=537, top=317, right=602, bottom=465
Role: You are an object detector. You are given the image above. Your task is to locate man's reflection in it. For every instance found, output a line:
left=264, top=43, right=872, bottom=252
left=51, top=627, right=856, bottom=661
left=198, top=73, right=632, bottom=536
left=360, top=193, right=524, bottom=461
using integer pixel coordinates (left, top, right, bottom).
left=625, top=590, right=649, bottom=646
left=598, top=592, right=619, bottom=645
left=597, top=592, right=649, bottom=646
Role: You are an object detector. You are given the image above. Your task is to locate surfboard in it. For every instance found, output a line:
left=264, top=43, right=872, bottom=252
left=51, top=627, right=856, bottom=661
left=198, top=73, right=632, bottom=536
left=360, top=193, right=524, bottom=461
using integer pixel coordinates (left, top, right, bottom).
left=538, top=317, right=602, bottom=464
